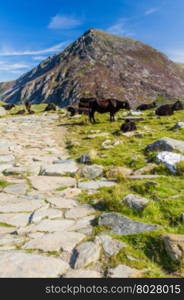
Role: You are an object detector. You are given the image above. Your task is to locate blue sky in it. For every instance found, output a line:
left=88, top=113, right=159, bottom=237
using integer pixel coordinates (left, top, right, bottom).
left=0, top=0, right=184, bottom=82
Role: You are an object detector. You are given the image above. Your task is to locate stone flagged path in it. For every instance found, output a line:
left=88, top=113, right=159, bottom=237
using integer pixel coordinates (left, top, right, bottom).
left=0, top=113, right=150, bottom=277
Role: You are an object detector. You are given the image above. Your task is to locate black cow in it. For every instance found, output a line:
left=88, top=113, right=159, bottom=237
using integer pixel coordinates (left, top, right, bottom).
left=136, top=101, right=157, bottom=111
left=120, top=119, right=137, bottom=132
left=44, top=103, right=57, bottom=112
left=155, top=104, right=174, bottom=116
left=2, top=104, right=15, bottom=111
left=88, top=98, right=130, bottom=123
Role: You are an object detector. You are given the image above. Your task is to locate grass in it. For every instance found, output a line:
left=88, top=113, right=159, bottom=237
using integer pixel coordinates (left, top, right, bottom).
left=58, top=108, right=184, bottom=277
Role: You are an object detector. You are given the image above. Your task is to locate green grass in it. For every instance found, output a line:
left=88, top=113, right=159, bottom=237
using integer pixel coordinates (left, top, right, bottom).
left=59, top=108, right=184, bottom=277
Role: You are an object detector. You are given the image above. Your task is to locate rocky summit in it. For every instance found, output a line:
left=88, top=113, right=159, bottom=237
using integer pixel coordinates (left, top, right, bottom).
left=1, top=29, right=184, bottom=107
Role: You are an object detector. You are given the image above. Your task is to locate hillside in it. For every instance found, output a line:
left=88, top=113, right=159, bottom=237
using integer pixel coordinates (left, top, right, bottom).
left=1, top=29, right=184, bottom=107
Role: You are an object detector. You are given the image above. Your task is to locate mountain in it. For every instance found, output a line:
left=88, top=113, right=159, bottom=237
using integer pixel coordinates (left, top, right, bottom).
left=1, top=29, right=184, bottom=107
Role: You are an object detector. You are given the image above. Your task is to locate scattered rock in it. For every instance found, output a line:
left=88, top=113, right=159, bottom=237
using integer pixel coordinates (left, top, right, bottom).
left=145, top=137, right=184, bottom=153
left=108, top=264, right=142, bottom=278
left=133, top=164, right=157, bottom=175
left=162, top=234, right=184, bottom=261
left=106, top=167, right=132, bottom=178
left=0, top=107, right=6, bottom=117
left=23, top=231, right=85, bottom=252
left=99, top=212, right=160, bottom=235
left=95, top=235, right=126, bottom=257
left=128, top=175, right=161, bottom=180
left=87, top=133, right=109, bottom=139
left=0, top=251, right=69, bottom=277
left=79, top=150, right=97, bottom=164
left=78, top=180, right=116, bottom=190
left=123, top=194, right=149, bottom=210
left=101, top=139, right=121, bottom=150
left=171, top=122, right=184, bottom=130
left=73, top=241, right=101, bottom=269
left=63, top=269, right=101, bottom=278
left=80, top=164, right=103, bottom=179
left=29, top=176, right=76, bottom=191
left=129, top=110, right=142, bottom=116
left=156, top=151, right=184, bottom=173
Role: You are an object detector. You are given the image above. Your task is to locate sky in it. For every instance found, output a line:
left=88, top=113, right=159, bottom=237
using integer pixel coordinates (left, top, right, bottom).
left=0, top=0, right=184, bottom=82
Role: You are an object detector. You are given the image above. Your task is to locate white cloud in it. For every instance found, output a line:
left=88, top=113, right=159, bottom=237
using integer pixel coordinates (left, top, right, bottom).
left=0, top=61, right=29, bottom=71
left=32, top=56, right=47, bottom=61
left=106, top=18, right=134, bottom=36
left=144, top=8, right=158, bottom=16
left=48, top=14, right=82, bottom=30
left=0, top=41, right=69, bottom=56
left=167, top=49, right=184, bottom=62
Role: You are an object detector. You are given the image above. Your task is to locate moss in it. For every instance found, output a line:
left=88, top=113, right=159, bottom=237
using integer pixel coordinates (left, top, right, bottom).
left=176, top=161, right=184, bottom=176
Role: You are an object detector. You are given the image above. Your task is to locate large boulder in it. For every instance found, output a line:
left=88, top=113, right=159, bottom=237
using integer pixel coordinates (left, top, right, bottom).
left=156, top=151, right=184, bottom=173
left=98, top=212, right=160, bottom=235
left=145, top=137, right=184, bottom=153
left=123, top=194, right=149, bottom=210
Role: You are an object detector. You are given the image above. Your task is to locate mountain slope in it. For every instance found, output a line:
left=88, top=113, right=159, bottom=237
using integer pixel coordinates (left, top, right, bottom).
left=1, top=29, right=184, bottom=107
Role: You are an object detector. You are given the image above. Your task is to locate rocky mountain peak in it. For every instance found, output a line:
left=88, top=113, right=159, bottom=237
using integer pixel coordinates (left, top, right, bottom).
left=1, top=29, right=184, bottom=107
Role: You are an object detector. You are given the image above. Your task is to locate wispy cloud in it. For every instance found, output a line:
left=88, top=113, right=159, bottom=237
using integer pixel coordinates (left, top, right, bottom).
left=48, top=14, right=82, bottom=30
left=0, top=41, right=69, bottom=56
left=106, top=18, right=134, bottom=36
left=32, top=56, right=47, bottom=61
left=144, top=8, right=158, bottom=16
left=0, top=61, right=29, bottom=72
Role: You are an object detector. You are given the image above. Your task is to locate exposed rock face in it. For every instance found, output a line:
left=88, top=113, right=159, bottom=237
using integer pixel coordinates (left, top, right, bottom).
left=1, top=29, right=184, bottom=107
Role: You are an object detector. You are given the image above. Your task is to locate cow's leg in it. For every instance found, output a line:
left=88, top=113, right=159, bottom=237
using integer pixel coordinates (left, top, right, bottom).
left=110, top=112, right=115, bottom=122
left=89, top=110, right=95, bottom=123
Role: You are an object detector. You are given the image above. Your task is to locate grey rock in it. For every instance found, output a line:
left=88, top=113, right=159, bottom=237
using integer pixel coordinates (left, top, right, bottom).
left=40, top=159, right=78, bottom=176
left=0, top=154, right=15, bottom=164
left=3, top=183, right=29, bottom=195
left=96, top=235, right=126, bottom=256
left=0, top=251, right=69, bottom=277
left=73, top=241, right=101, bottom=269
left=156, top=151, right=184, bottom=173
left=145, top=137, right=184, bottom=153
left=80, top=164, right=103, bottom=179
left=108, top=264, right=142, bottom=278
left=28, top=176, right=76, bottom=191
left=65, top=204, right=96, bottom=220
left=23, top=231, right=85, bottom=252
left=30, top=206, right=63, bottom=223
left=78, top=180, right=116, bottom=190
left=123, top=194, right=149, bottom=210
left=172, top=122, right=184, bottom=130
left=98, top=212, right=160, bottom=235
left=0, top=213, right=30, bottom=227
left=63, top=269, right=101, bottom=278
left=162, top=234, right=184, bottom=261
